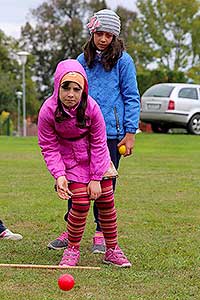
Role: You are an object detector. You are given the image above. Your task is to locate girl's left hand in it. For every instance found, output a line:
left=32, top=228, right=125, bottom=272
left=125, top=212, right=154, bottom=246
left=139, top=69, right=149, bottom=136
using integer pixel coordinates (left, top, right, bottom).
left=87, top=180, right=102, bottom=200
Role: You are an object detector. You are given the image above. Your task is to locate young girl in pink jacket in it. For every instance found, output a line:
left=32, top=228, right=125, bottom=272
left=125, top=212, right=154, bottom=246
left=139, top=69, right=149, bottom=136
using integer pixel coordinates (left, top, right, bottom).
left=38, top=59, right=131, bottom=267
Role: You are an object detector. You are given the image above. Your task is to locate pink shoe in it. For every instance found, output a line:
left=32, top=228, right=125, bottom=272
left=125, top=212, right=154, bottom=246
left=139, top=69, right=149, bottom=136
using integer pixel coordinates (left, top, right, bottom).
left=59, top=246, right=80, bottom=266
left=103, top=245, right=132, bottom=268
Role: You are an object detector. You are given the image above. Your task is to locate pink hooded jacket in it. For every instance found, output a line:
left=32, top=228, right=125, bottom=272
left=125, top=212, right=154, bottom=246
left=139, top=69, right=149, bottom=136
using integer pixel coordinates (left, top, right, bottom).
left=38, top=59, right=110, bottom=183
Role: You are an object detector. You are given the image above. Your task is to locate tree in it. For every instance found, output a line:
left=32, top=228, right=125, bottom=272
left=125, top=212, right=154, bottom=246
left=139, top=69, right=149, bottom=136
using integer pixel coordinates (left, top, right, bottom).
left=114, top=6, right=138, bottom=59
left=20, top=0, right=89, bottom=101
left=0, top=30, right=21, bottom=113
left=0, top=29, right=39, bottom=132
left=131, top=0, right=200, bottom=76
left=20, top=0, right=113, bottom=102
left=88, top=0, right=107, bottom=12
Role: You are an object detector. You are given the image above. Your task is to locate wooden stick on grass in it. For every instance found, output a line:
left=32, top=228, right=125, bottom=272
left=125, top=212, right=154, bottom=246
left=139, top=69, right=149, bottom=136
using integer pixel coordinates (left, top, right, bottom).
left=0, top=263, right=101, bottom=270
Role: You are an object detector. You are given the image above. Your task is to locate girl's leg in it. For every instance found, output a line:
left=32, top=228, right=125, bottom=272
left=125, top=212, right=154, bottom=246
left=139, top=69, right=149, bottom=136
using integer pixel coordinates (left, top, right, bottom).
left=92, top=202, right=106, bottom=254
left=95, top=179, right=118, bottom=249
left=107, top=139, right=121, bottom=191
left=67, top=182, right=90, bottom=247
left=93, top=139, right=120, bottom=233
left=92, top=140, right=121, bottom=253
left=59, top=182, right=90, bottom=266
left=95, top=179, right=131, bottom=268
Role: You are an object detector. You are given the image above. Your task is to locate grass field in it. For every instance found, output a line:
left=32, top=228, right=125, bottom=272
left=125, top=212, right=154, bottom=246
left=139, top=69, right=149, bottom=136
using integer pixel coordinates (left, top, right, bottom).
left=0, top=133, right=200, bottom=299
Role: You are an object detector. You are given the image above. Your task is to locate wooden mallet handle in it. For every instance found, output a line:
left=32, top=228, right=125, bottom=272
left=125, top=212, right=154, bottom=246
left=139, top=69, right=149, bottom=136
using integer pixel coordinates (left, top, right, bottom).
left=0, top=263, right=100, bottom=270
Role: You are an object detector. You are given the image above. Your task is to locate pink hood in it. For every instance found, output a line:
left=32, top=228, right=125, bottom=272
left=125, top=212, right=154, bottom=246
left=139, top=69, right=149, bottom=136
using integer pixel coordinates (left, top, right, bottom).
left=53, top=59, right=88, bottom=99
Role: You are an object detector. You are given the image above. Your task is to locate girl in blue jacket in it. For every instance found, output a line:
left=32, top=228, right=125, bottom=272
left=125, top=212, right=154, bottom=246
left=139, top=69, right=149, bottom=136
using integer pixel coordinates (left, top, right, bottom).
left=49, top=9, right=140, bottom=254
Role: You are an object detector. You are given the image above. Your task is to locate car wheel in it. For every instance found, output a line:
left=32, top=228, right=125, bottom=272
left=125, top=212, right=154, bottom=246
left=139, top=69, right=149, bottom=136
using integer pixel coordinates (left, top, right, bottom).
left=151, top=124, right=169, bottom=134
left=187, top=114, right=200, bottom=135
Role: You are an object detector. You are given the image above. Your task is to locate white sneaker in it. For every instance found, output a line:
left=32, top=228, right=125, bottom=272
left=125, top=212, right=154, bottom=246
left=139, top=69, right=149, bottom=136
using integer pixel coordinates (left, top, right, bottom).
left=0, top=229, right=23, bottom=240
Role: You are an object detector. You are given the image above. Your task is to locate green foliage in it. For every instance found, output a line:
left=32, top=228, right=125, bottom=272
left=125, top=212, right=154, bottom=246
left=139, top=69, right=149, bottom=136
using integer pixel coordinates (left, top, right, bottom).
left=130, top=0, right=200, bottom=75
left=187, top=64, right=200, bottom=84
left=0, top=29, right=39, bottom=128
left=20, top=0, right=95, bottom=101
left=88, top=0, right=107, bottom=12
left=0, top=30, right=21, bottom=113
left=116, top=7, right=137, bottom=45
left=1, top=134, right=200, bottom=299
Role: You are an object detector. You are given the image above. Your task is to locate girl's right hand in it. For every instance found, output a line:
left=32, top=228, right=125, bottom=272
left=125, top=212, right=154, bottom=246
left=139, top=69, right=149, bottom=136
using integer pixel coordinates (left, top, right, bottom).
left=56, top=176, right=73, bottom=200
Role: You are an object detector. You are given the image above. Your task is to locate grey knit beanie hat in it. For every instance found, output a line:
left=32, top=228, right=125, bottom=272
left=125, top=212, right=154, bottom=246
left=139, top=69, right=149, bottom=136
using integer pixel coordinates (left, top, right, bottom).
left=87, top=9, right=121, bottom=37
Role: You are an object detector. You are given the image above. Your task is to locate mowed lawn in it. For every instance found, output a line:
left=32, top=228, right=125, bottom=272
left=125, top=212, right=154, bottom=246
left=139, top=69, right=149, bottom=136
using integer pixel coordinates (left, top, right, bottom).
left=0, top=133, right=200, bottom=300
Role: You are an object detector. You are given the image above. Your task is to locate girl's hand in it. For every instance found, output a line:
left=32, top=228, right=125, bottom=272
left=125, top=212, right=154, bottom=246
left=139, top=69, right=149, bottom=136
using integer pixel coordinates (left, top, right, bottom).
left=117, top=133, right=135, bottom=157
left=56, top=176, right=73, bottom=200
left=87, top=180, right=102, bottom=200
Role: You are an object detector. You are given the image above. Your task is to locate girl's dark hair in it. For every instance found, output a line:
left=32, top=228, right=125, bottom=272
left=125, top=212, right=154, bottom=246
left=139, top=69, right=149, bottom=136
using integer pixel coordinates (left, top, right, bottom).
left=55, top=82, right=88, bottom=128
left=83, top=34, right=125, bottom=71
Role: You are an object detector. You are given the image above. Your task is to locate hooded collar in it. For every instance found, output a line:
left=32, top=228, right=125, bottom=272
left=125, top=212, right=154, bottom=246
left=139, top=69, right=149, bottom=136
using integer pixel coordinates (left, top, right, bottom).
left=53, top=59, right=88, bottom=100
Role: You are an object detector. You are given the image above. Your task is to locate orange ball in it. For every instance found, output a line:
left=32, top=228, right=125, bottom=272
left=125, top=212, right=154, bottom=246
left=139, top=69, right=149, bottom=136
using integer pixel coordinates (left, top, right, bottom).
left=118, top=145, right=126, bottom=155
left=58, top=274, right=75, bottom=291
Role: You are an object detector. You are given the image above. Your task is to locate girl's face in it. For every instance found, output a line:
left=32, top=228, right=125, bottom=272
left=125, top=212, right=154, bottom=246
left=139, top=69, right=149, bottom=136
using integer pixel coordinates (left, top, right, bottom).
left=93, top=31, right=113, bottom=51
left=59, top=81, right=83, bottom=108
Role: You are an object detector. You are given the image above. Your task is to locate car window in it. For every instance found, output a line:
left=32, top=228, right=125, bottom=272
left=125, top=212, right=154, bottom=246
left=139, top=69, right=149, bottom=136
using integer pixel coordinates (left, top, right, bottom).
left=143, top=85, right=174, bottom=97
left=178, top=88, right=198, bottom=100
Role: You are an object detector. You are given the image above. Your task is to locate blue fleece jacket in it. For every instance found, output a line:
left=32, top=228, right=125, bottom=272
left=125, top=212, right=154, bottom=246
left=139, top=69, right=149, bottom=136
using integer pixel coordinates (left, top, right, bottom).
left=77, top=51, right=140, bottom=139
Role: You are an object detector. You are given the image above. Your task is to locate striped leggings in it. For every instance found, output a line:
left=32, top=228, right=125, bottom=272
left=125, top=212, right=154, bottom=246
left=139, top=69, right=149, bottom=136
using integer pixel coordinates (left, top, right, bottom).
left=67, top=179, right=117, bottom=249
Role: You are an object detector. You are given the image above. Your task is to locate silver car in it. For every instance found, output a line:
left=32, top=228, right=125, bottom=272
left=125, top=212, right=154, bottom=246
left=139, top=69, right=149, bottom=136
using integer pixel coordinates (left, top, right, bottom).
left=140, top=83, right=200, bottom=134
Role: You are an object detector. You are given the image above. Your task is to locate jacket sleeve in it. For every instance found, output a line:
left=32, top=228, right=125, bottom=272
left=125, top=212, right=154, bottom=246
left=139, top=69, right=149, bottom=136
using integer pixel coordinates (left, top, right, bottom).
left=89, top=101, right=110, bottom=181
left=38, top=105, right=66, bottom=180
left=119, top=53, right=141, bottom=134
